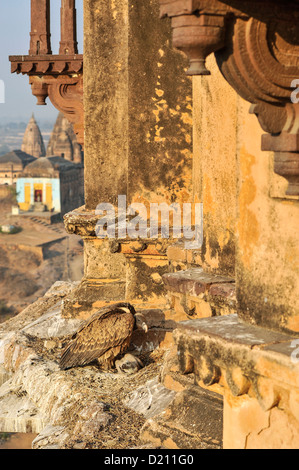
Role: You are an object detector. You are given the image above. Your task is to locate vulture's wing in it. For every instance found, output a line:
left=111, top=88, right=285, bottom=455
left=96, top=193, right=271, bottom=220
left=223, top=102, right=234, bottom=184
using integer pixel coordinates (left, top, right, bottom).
left=59, top=309, right=135, bottom=370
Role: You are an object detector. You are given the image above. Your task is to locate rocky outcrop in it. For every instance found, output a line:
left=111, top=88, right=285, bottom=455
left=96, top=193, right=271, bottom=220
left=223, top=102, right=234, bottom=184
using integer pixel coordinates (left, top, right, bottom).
left=0, top=281, right=176, bottom=449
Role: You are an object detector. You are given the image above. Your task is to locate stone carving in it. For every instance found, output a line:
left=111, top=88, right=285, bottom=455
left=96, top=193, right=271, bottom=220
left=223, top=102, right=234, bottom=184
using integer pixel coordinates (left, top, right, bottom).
left=174, top=314, right=299, bottom=421
left=159, top=0, right=299, bottom=195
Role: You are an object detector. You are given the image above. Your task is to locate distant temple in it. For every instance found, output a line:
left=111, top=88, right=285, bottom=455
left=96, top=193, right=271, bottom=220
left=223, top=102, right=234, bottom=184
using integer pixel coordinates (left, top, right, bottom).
left=47, top=112, right=83, bottom=164
left=0, top=113, right=84, bottom=216
left=0, top=150, right=35, bottom=185
left=16, top=156, right=84, bottom=216
left=21, top=114, right=46, bottom=159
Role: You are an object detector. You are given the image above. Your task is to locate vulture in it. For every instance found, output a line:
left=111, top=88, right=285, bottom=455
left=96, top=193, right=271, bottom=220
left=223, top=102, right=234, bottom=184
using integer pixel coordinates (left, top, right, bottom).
left=59, top=303, right=148, bottom=371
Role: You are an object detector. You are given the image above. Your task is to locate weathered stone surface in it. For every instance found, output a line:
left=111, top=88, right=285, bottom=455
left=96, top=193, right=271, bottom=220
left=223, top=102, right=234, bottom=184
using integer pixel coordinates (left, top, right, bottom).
left=125, top=377, right=176, bottom=420
left=163, top=268, right=236, bottom=321
left=21, top=305, right=84, bottom=341
left=115, top=354, right=144, bottom=375
left=31, top=425, right=69, bottom=450
left=21, top=114, right=46, bottom=159
left=141, top=386, right=223, bottom=449
left=172, top=313, right=299, bottom=448
left=0, top=377, right=46, bottom=434
left=44, top=281, right=80, bottom=298
left=47, top=112, right=83, bottom=163
left=159, top=347, right=195, bottom=393
left=176, top=314, right=297, bottom=347
left=0, top=281, right=175, bottom=449
left=192, top=56, right=237, bottom=277
left=163, top=268, right=234, bottom=296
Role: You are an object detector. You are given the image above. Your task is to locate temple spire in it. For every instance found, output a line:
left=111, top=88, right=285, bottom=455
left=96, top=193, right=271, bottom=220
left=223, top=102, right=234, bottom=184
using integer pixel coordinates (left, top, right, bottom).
left=22, top=114, right=46, bottom=159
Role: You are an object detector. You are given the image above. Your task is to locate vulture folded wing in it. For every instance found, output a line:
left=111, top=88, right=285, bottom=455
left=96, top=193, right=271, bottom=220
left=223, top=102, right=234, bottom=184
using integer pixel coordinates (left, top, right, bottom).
left=59, top=310, right=135, bottom=370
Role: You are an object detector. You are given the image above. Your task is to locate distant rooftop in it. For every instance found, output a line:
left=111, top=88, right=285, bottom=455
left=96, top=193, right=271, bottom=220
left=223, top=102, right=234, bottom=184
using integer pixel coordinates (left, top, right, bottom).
left=0, top=150, right=36, bottom=168
left=22, top=155, right=81, bottom=178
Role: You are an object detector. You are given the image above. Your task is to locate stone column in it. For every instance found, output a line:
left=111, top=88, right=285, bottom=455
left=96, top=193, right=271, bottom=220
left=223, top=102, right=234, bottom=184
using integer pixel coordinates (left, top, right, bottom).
left=29, top=0, right=52, bottom=55
left=193, top=56, right=237, bottom=278
left=62, top=0, right=193, bottom=319
left=59, top=0, right=78, bottom=55
left=236, top=100, right=299, bottom=334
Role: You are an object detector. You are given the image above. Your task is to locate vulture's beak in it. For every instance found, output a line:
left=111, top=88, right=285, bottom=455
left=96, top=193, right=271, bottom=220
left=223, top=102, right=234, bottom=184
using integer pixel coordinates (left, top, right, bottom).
left=135, top=313, right=149, bottom=333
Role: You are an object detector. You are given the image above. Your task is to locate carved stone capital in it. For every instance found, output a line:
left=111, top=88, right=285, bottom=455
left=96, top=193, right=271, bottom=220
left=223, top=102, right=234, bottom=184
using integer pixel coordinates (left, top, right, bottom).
left=159, top=0, right=299, bottom=195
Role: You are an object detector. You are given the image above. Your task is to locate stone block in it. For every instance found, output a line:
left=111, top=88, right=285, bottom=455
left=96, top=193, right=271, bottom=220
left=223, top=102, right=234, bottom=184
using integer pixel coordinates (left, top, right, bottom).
left=163, top=268, right=236, bottom=321
left=125, top=377, right=176, bottom=420
left=141, top=386, right=223, bottom=449
left=163, top=268, right=234, bottom=296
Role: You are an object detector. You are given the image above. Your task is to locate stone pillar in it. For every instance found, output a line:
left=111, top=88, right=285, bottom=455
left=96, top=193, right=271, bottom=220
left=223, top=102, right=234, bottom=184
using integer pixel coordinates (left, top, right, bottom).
left=156, top=0, right=299, bottom=450
left=84, top=0, right=192, bottom=210
left=193, top=56, right=237, bottom=278
left=29, top=0, right=52, bottom=55
left=193, top=55, right=299, bottom=332
left=236, top=100, right=299, bottom=334
left=62, top=0, right=193, bottom=318
left=59, top=0, right=78, bottom=55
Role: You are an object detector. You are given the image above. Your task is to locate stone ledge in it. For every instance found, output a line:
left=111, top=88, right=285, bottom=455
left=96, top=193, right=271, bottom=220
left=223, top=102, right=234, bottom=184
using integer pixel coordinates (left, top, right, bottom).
left=64, top=207, right=184, bottom=252
left=163, top=268, right=236, bottom=320
left=0, top=377, right=46, bottom=434
left=163, top=268, right=235, bottom=296
left=174, top=314, right=299, bottom=416
left=124, top=377, right=176, bottom=420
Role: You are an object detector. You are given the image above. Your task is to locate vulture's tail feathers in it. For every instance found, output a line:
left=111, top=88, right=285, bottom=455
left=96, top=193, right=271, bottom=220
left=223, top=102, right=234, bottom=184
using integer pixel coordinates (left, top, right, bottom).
left=59, top=341, right=78, bottom=370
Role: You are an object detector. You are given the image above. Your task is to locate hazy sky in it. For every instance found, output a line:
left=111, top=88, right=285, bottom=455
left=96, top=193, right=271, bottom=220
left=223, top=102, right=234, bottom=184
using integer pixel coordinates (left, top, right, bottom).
left=0, top=0, right=83, bottom=124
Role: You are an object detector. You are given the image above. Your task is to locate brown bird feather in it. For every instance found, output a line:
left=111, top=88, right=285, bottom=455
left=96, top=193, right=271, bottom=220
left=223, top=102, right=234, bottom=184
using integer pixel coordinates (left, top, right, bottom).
left=59, top=303, right=141, bottom=371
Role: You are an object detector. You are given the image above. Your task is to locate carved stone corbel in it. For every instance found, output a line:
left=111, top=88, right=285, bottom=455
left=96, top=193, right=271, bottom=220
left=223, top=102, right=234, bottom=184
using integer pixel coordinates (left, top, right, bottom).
left=159, top=0, right=299, bottom=196
left=46, top=75, right=84, bottom=146
left=10, top=59, right=84, bottom=148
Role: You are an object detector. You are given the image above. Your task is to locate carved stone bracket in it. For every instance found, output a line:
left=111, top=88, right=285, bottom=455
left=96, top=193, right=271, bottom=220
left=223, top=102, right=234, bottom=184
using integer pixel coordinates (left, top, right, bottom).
left=159, top=0, right=299, bottom=195
left=9, top=57, right=84, bottom=148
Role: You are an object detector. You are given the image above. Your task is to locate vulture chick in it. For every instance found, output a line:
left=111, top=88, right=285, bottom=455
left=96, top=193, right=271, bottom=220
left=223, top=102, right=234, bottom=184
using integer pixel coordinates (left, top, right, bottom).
left=115, top=354, right=144, bottom=375
left=59, top=303, right=148, bottom=371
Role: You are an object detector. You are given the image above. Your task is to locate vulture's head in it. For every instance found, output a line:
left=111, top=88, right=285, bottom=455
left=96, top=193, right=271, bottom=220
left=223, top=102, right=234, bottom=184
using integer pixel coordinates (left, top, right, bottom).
left=114, top=303, right=148, bottom=333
